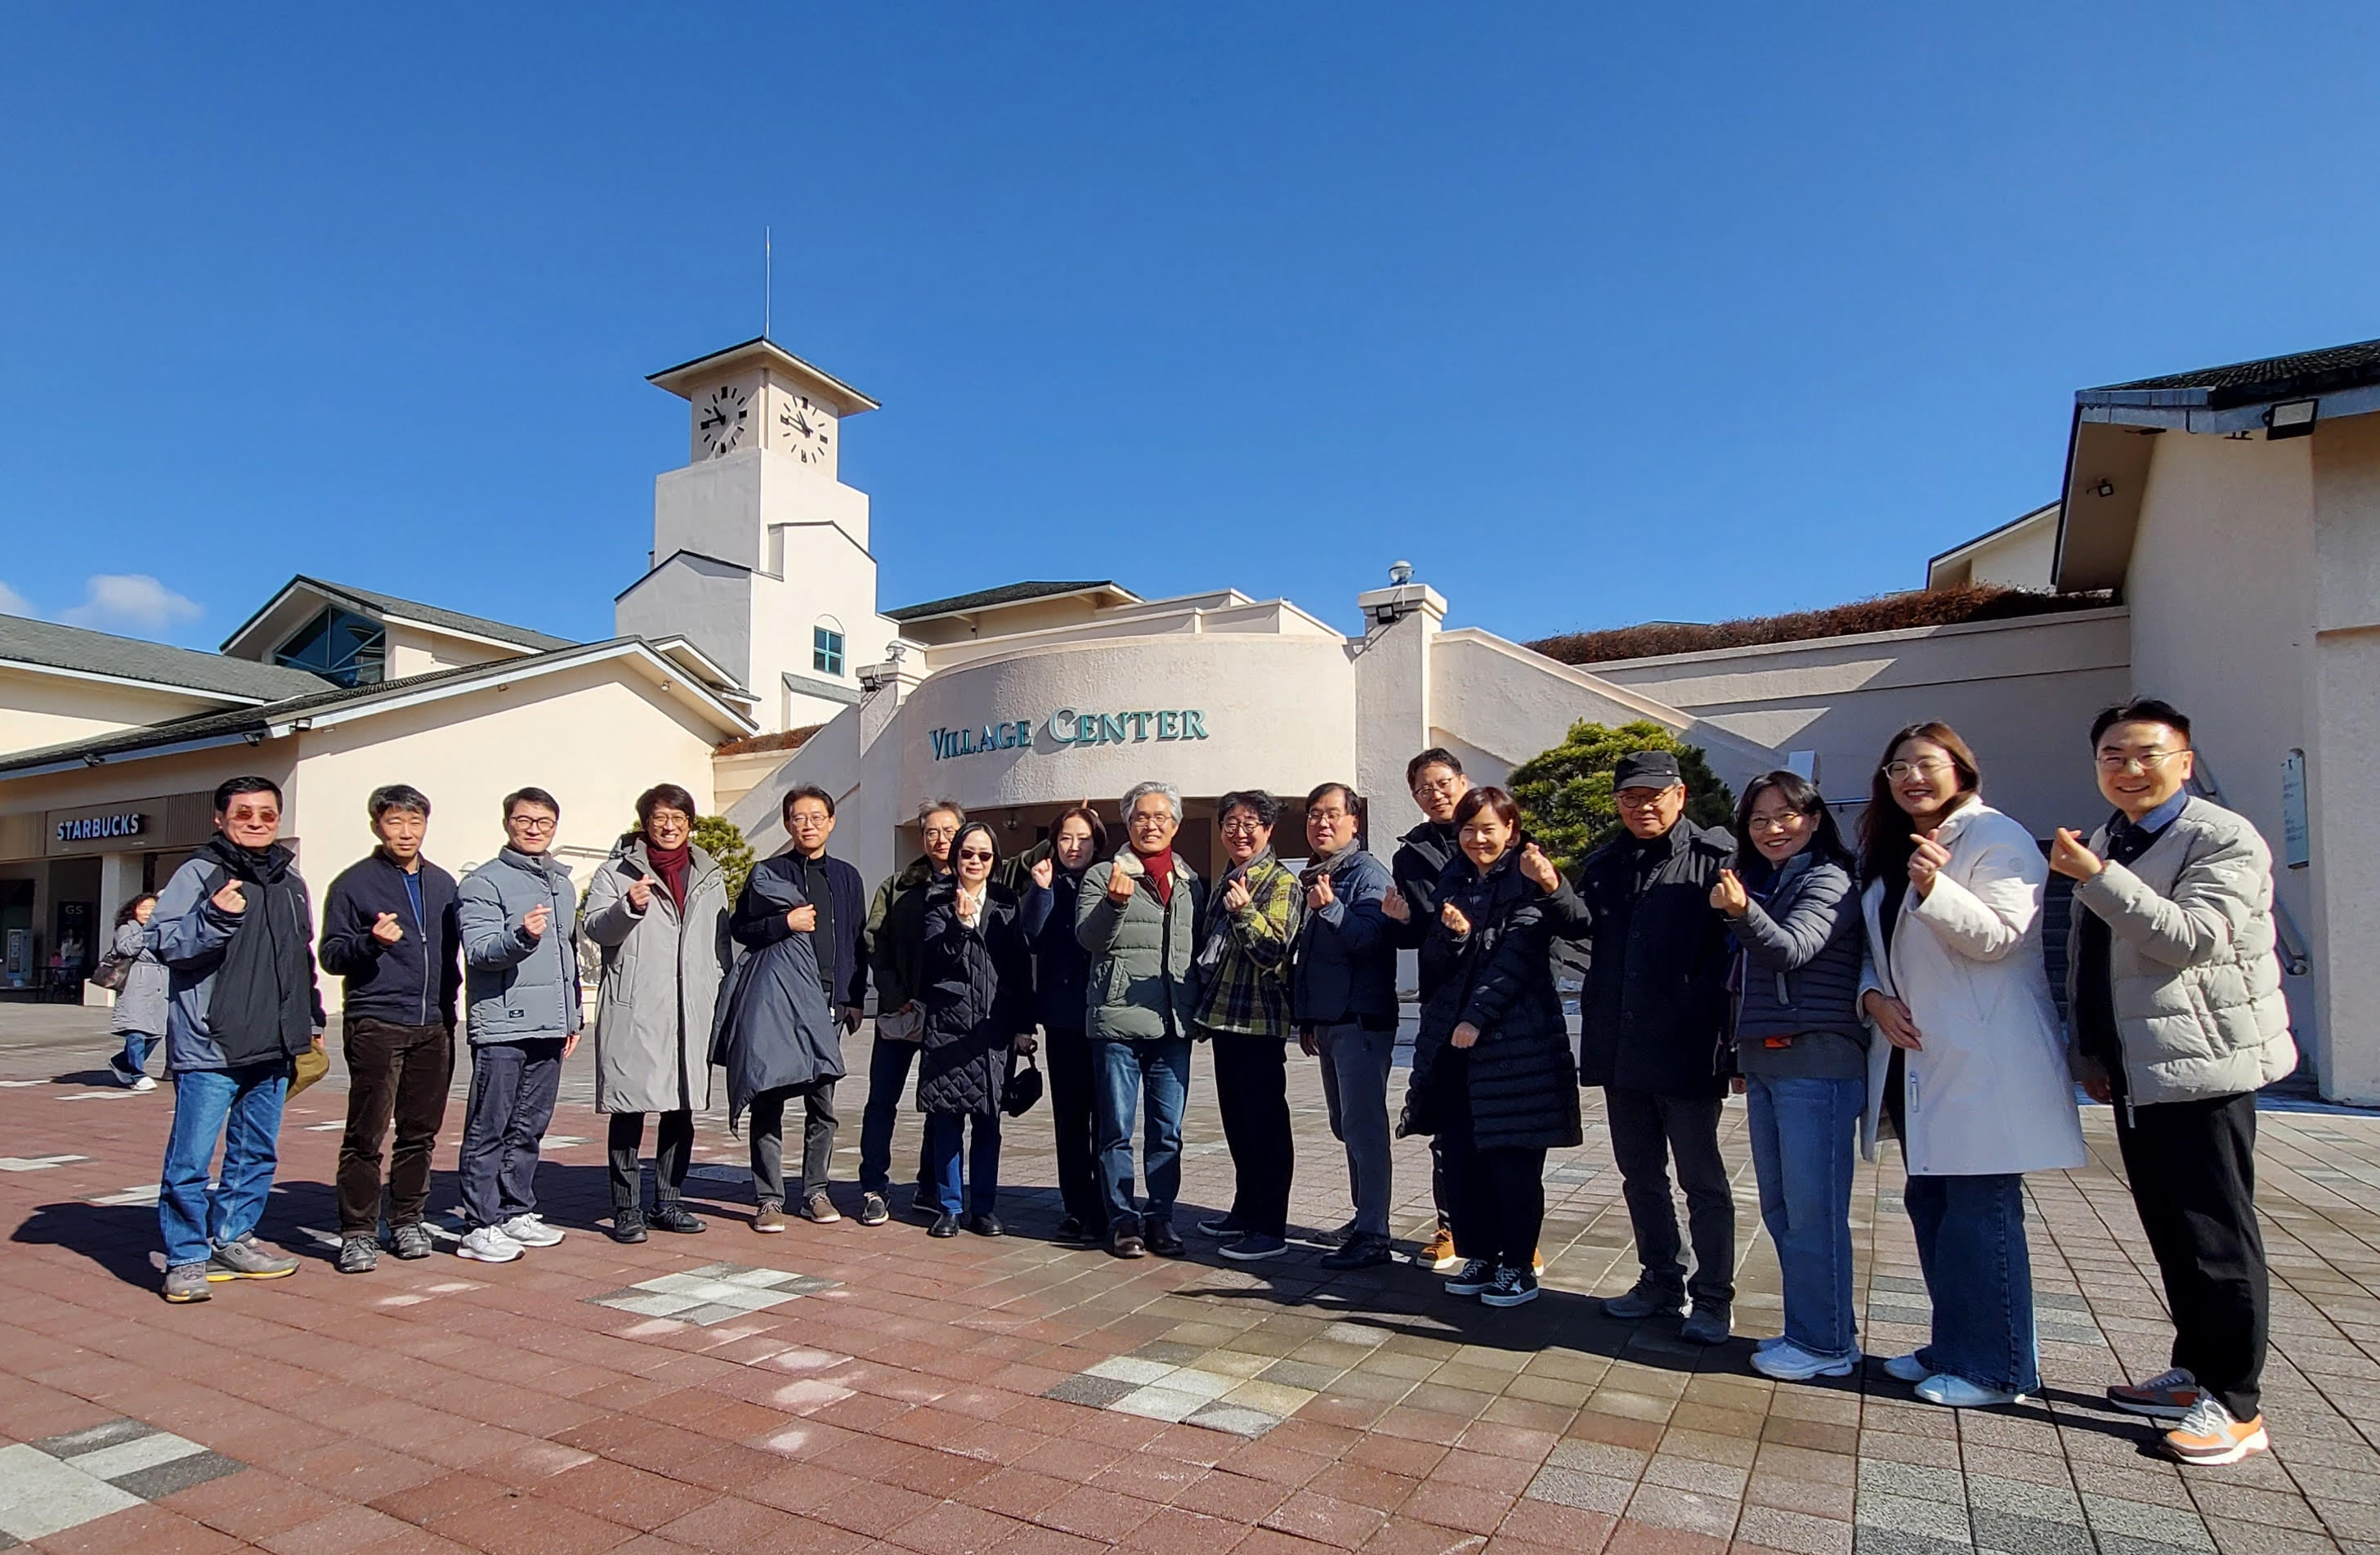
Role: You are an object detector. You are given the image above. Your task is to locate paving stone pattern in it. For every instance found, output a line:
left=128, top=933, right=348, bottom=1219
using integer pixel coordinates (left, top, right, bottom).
left=0, top=1007, right=2376, bottom=1554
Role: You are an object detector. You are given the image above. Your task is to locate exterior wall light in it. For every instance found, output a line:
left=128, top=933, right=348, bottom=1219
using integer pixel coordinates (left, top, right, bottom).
left=2265, top=400, right=2319, bottom=440
left=2093, top=479, right=2115, bottom=498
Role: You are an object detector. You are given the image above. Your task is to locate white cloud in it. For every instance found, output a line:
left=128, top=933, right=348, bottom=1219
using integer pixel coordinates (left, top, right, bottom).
left=0, top=580, right=30, bottom=617
left=58, top=574, right=205, bottom=635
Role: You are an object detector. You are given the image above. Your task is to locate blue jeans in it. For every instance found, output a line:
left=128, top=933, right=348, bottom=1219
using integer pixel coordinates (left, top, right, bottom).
left=923, top=1110, right=1001, bottom=1217
left=1746, top=1074, right=1862, bottom=1360
left=159, top=1063, right=287, bottom=1268
left=858, top=1034, right=930, bottom=1197
left=114, top=1031, right=156, bottom=1077
left=1904, top=1171, right=2038, bottom=1393
left=1315, top=1023, right=1396, bottom=1238
left=1094, top=1036, right=1190, bottom=1230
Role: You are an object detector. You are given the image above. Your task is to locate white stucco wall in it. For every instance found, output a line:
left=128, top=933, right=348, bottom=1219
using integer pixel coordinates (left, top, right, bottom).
left=2306, top=415, right=2380, bottom=1101
left=1584, top=610, right=2131, bottom=836
left=616, top=553, right=755, bottom=700
left=0, top=670, right=229, bottom=760
left=2125, top=431, right=2327, bottom=1077
left=1968, top=518, right=2058, bottom=591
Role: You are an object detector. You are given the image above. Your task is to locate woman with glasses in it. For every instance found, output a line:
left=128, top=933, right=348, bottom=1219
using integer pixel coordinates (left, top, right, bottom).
left=915, top=822, right=1047, bottom=1237
left=1029, top=805, right=1111, bottom=1244
left=1856, top=722, right=2084, bottom=1407
left=1406, top=786, right=1580, bottom=1308
left=1191, top=791, right=1299, bottom=1261
left=1711, top=773, right=1865, bottom=1380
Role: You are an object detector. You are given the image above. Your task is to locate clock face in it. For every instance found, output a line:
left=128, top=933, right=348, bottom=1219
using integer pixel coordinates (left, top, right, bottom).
left=698, top=385, right=750, bottom=458
left=777, top=392, right=834, bottom=465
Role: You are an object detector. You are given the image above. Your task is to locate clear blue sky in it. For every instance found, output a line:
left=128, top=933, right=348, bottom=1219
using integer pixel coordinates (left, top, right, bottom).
left=2, top=7, right=2374, bottom=651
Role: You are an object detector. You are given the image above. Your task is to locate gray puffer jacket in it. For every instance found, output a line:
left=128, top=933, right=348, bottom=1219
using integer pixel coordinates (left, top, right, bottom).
left=109, top=921, right=169, bottom=1037
left=458, top=848, right=584, bottom=1044
left=2066, top=796, right=2296, bottom=1105
left=1076, top=853, right=1206, bottom=1042
left=582, top=839, right=732, bottom=1115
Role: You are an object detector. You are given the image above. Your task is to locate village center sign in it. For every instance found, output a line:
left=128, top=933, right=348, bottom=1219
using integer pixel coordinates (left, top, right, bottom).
left=928, top=707, right=1211, bottom=761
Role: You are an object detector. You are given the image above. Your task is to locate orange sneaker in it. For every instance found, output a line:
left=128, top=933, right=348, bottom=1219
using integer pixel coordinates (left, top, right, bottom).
left=1416, top=1225, right=1459, bottom=1271
left=1532, top=1246, right=1546, bottom=1275
left=2163, top=1398, right=2269, bottom=1466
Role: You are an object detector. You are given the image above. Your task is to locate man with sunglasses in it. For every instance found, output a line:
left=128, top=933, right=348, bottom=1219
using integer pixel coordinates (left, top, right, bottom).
left=1553, top=750, right=1737, bottom=1344
left=2053, top=699, right=2295, bottom=1467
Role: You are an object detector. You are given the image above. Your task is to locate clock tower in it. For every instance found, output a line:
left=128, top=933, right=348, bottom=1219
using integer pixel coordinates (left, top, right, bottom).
left=616, top=338, right=898, bottom=733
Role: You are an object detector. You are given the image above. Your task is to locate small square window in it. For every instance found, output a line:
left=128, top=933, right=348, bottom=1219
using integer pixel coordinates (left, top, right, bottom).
left=812, top=627, right=845, bottom=677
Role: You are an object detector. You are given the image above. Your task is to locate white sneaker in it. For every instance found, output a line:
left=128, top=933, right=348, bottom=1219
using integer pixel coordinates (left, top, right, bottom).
left=1881, top=1352, right=1930, bottom=1383
left=1751, top=1341, right=1859, bottom=1381
left=457, top=1226, right=523, bottom=1263
left=129, top=1073, right=157, bottom=1092
left=498, top=1213, right=565, bottom=1248
left=1914, top=1373, right=2022, bottom=1409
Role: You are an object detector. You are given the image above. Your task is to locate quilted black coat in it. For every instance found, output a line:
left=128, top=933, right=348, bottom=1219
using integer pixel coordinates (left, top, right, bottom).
left=1407, top=845, right=1583, bottom=1153
left=915, top=880, right=1047, bottom=1115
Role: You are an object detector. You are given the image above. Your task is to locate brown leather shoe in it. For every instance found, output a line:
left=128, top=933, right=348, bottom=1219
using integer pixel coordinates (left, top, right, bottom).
left=753, top=1199, right=788, bottom=1234
left=1109, top=1227, right=1147, bottom=1259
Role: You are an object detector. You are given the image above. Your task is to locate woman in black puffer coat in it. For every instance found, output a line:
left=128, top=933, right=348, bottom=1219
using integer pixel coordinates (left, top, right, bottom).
left=1407, top=786, right=1582, bottom=1309
left=916, top=822, right=1049, bottom=1239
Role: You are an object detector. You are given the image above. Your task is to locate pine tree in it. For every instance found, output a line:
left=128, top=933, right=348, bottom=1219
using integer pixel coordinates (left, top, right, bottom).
left=1505, top=719, right=1734, bottom=867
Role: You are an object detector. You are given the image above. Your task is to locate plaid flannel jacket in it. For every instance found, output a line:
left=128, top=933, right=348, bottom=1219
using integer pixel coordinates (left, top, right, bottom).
left=1193, top=852, right=1297, bottom=1037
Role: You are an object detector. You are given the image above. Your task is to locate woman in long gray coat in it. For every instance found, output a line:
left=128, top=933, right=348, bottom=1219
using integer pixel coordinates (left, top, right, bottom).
left=583, top=783, right=731, bottom=1243
left=105, top=893, right=168, bottom=1091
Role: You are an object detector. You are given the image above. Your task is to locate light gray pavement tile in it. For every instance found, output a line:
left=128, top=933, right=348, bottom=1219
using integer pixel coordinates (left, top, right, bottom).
left=0, top=1444, right=143, bottom=1542
left=1524, top=1467, right=1637, bottom=1514
left=2082, top=1495, right=2218, bottom=1552
left=2096, top=1539, right=2227, bottom=1555
left=1546, top=1439, right=1651, bottom=1478
left=1859, top=1460, right=1966, bottom=1505
left=65, top=1432, right=204, bottom=1481
left=1855, top=1492, right=1973, bottom=1544
left=2203, top=1517, right=2361, bottom=1555
left=1735, top=1503, right=1856, bottom=1555
left=1851, top=1529, right=1974, bottom=1555
left=1970, top=1509, right=2095, bottom=1555
left=1626, top=1483, right=1743, bottom=1539
left=1962, top=1474, right=2085, bottom=1526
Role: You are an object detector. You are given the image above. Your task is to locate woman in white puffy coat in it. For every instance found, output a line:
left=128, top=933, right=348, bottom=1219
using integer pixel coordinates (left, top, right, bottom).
left=1857, top=722, right=2084, bottom=1409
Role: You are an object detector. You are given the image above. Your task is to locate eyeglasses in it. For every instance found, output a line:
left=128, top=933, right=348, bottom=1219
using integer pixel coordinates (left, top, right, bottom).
left=1746, top=812, right=1806, bottom=833
left=1614, top=788, right=1674, bottom=808
left=1411, top=777, right=1461, bottom=797
left=508, top=815, right=557, bottom=833
left=1219, top=818, right=1268, bottom=836
left=1308, top=807, right=1352, bottom=823
left=955, top=849, right=996, bottom=862
left=920, top=826, right=960, bottom=842
left=2097, top=750, right=2184, bottom=774
left=1881, top=759, right=1953, bottom=782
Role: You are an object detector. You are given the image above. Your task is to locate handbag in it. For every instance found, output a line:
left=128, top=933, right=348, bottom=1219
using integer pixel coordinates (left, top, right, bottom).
left=91, top=947, right=133, bottom=993
left=876, top=1003, right=925, bottom=1043
left=1002, top=1051, right=1043, bottom=1118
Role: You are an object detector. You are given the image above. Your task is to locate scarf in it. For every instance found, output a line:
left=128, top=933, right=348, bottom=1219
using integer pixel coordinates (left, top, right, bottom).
left=1134, top=846, right=1175, bottom=906
left=646, top=840, right=691, bottom=913
left=199, top=833, right=314, bottom=1066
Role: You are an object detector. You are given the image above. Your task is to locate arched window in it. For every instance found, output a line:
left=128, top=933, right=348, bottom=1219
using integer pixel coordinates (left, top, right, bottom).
left=812, top=617, right=845, bottom=678
left=275, top=606, right=386, bottom=687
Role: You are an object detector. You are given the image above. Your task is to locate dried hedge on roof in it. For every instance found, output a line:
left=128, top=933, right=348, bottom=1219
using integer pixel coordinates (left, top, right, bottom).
left=1526, top=585, right=2115, bottom=667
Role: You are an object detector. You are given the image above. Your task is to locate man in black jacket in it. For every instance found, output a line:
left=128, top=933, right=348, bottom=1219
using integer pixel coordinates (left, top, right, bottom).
left=317, top=784, right=461, bottom=1274
left=1385, top=749, right=1470, bottom=1271
left=1555, top=751, right=1737, bottom=1343
left=857, top=800, right=963, bottom=1226
left=745, top=785, right=870, bottom=1230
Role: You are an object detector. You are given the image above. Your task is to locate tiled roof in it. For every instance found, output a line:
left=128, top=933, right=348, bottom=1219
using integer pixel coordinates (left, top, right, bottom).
left=2091, top=337, right=2380, bottom=409
left=885, top=580, right=1127, bottom=622
left=0, top=613, right=330, bottom=701
left=289, top=577, right=577, bottom=651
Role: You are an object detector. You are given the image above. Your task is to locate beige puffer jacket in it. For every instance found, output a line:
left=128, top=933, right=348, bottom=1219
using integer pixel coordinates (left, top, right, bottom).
left=2065, top=796, right=2296, bottom=1105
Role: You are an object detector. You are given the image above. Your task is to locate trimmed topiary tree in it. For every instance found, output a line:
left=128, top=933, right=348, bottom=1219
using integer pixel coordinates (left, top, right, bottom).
left=1506, top=718, right=1735, bottom=867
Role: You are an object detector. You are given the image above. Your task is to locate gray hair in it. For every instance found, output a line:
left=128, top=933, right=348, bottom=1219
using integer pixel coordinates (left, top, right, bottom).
left=1120, top=781, right=1182, bottom=825
left=917, top=797, right=966, bottom=826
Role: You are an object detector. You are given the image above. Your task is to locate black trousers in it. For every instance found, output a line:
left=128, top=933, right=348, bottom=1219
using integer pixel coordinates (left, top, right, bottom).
left=1210, top=1031, right=1293, bottom=1237
left=1604, top=1086, right=1735, bottom=1306
left=2115, top=1090, right=2268, bottom=1419
left=1438, top=1073, right=1544, bottom=1267
left=750, top=1081, right=839, bottom=1203
left=1045, top=1027, right=1107, bottom=1235
left=337, top=1018, right=455, bottom=1238
left=607, top=1109, right=694, bottom=1208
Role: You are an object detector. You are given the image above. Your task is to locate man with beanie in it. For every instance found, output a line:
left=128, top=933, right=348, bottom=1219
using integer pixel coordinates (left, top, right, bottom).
left=1554, top=751, right=1737, bottom=1343
left=150, top=776, right=324, bottom=1302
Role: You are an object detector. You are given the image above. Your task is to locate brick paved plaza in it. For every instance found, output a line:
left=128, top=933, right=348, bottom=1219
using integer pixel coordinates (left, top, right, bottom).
left=2, top=1007, right=2377, bottom=1555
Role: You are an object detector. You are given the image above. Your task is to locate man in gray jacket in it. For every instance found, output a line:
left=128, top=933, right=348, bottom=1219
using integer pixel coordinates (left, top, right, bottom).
left=2054, top=699, right=2296, bottom=1468
left=453, top=786, right=584, bottom=1264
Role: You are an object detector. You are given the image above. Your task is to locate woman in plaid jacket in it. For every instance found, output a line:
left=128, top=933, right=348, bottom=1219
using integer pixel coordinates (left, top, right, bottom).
left=1192, top=790, right=1300, bottom=1261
